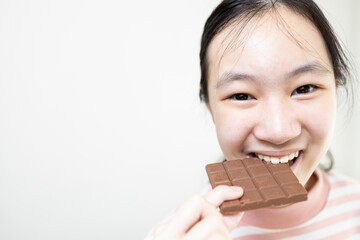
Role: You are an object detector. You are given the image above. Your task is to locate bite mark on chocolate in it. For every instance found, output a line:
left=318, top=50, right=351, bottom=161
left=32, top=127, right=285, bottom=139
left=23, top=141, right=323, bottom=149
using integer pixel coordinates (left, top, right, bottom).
left=205, top=158, right=308, bottom=214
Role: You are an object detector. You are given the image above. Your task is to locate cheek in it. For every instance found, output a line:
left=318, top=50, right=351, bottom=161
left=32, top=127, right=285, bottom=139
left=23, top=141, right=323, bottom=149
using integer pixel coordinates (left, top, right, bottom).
left=214, top=107, right=253, bottom=156
left=302, top=98, right=336, bottom=147
left=295, top=97, right=336, bottom=185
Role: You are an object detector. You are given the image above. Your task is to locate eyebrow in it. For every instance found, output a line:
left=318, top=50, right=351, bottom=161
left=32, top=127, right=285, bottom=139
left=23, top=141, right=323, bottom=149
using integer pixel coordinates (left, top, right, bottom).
left=216, top=61, right=332, bottom=89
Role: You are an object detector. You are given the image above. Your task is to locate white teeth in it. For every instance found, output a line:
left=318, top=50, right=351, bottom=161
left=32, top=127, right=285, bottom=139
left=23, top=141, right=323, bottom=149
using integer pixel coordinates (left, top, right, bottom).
left=255, top=151, right=300, bottom=164
left=280, top=155, right=289, bottom=163
left=271, top=157, right=280, bottom=164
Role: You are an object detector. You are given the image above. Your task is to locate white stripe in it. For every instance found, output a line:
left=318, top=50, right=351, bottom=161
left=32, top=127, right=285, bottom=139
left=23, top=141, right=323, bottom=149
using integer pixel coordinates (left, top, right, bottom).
left=347, top=233, right=360, bottom=240
left=231, top=225, right=280, bottom=238
left=328, top=184, right=360, bottom=200
left=306, top=199, right=360, bottom=224
left=231, top=198, right=360, bottom=238
left=230, top=173, right=360, bottom=238
left=283, top=216, right=360, bottom=240
left=327, top=171, right=359, bottom=184
left=327, top=174, right=342, bottom=183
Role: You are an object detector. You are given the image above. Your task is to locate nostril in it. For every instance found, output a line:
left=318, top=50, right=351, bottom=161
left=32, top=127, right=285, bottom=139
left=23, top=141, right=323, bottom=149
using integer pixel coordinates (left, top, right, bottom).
left=253, top=103, right=301, bottom=144
left=253, top=121, right=301, bottom=145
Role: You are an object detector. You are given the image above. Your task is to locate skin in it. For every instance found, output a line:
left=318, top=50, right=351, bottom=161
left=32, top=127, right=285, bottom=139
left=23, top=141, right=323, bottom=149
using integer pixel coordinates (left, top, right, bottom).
left=153, top=186, right=244, bottom=240
left=153, top=6, right=337, bottom=240
left=207, top=7, right=337, bottom=187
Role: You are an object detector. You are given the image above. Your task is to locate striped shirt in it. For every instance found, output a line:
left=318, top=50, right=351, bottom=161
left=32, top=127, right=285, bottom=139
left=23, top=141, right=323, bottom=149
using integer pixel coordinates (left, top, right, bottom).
left=231, top=169, right=360, bottom=240
left=145, top=169, right=360, bottom=239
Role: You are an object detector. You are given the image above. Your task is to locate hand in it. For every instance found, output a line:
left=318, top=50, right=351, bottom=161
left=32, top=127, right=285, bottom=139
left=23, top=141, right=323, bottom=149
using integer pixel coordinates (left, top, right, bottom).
left=153, top=185, right=244, bottom=240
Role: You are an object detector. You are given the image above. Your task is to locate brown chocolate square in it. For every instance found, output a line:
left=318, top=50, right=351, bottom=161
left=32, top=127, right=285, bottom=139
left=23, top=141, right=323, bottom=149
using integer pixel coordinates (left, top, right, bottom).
left=206, top=158, right=308, bottom=214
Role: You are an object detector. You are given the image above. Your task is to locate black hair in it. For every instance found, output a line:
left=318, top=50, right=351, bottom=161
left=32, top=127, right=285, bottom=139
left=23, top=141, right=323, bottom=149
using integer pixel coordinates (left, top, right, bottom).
left=199, top=0, right=351, bottom=103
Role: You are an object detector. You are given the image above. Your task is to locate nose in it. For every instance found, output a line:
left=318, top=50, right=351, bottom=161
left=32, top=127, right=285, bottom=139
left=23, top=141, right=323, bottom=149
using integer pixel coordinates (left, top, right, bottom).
left=253, top=99, right=301, bottom=145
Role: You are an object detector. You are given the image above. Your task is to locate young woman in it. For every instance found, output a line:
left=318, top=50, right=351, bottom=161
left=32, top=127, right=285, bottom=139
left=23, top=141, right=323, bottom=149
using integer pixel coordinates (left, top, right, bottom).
left=147, top=0, right=360, bottom=239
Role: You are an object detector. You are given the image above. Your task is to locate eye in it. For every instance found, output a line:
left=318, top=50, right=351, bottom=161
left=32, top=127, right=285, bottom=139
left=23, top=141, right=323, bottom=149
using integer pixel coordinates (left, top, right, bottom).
left=230, top=93, right=254, bottom=101
left=292, top=84, right=318, bottom=95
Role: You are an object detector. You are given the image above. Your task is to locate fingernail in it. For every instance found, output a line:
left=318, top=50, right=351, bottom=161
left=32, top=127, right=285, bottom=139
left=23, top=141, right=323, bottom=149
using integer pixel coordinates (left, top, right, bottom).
left=231, top=186, right=243, bottom=193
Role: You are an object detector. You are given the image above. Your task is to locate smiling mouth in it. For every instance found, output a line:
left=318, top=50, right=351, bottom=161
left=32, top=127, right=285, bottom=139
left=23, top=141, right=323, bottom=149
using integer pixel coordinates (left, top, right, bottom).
left=251, top=150, right=302, bottom=166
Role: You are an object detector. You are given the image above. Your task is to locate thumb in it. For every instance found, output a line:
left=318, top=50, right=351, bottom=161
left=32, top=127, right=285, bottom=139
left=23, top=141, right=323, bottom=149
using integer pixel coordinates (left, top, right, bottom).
left=223, top=211, right=244, bottom=231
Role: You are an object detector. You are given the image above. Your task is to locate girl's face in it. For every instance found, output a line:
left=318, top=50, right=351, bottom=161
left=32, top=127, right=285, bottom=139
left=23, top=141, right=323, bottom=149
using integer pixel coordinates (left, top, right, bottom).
left=206, top=7, right=337, bottom=186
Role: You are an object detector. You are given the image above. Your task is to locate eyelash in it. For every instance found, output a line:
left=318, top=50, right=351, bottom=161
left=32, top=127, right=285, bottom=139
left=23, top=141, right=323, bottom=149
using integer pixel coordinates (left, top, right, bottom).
left=292, top=84, right=318, bottom=95
left=229, top=84, right=318, bottom=101
left=229, top=93, right=254, bottom=101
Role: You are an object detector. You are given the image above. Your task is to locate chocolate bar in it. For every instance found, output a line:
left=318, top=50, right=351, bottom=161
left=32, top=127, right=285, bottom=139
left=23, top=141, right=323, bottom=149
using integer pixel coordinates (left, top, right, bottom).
left=205, top=158, right=307, bottom=214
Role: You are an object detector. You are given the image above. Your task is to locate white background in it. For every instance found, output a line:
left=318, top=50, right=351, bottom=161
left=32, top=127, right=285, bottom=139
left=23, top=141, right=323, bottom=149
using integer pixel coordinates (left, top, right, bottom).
left=0, top=0, right=359, bottom=239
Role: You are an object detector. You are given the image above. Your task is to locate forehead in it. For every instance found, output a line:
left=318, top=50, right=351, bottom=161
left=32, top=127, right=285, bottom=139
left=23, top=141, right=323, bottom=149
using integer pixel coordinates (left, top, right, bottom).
left=207, top=6, right=332, bottom=82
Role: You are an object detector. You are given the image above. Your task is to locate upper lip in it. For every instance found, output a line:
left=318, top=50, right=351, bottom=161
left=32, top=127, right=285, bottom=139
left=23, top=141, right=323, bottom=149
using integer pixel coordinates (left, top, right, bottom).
left=249, top=150, right=302, bottom=157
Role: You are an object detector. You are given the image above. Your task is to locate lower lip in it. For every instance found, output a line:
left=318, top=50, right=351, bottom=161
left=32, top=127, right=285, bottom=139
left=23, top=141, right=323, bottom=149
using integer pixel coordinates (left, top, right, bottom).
left=290, top=151, right=303, bottom=171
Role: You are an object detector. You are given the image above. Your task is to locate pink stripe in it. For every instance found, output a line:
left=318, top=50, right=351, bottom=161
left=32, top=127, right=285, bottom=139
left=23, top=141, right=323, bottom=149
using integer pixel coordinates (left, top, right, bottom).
left=233, top=209, right=360, bottom=240
left=326, top=193, right=360, bottom=208
left=319, top=225, right=360, bottom=240
left=331, top=180, right=357, bottom=189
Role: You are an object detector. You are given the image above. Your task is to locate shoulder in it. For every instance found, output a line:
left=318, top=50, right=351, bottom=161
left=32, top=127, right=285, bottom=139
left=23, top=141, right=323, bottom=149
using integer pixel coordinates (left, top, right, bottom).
left=325, top=170, right=360, bottom=188
left=322, top=169, right=360, bottom=207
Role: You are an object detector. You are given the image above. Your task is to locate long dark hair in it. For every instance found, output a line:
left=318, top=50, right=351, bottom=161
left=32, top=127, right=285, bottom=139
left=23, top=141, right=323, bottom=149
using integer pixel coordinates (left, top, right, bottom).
left=199, top=0, right=351, bottom=103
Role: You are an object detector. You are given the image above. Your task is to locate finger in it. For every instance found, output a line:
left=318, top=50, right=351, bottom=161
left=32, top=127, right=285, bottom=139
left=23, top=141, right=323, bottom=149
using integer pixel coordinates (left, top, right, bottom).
left=204, top=185, right=244, bottom=232
left=183, top=215, right=231, bottom=240
left=164, top=194, right=219, bottom=236
left=204, top=185, right=243, bottom=207
left=223, top=211, right=244, bottom=231
left=152, top=221, right=168, bottom=237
